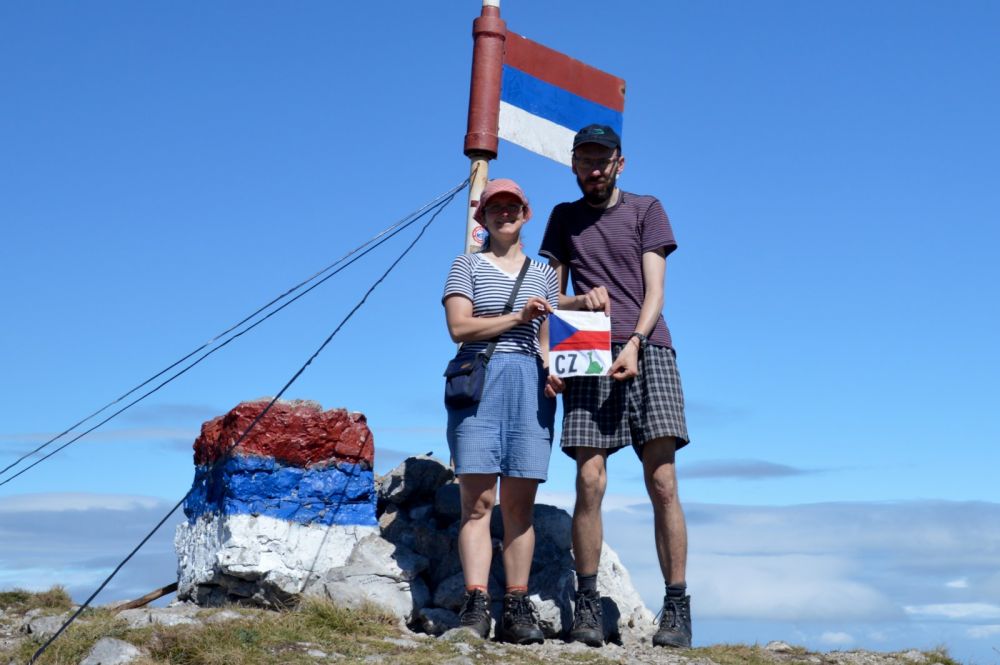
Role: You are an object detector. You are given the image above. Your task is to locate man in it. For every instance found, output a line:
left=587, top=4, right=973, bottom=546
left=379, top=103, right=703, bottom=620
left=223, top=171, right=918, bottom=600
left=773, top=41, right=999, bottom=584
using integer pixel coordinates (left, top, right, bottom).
left=539, top=124, right=692, bottom=648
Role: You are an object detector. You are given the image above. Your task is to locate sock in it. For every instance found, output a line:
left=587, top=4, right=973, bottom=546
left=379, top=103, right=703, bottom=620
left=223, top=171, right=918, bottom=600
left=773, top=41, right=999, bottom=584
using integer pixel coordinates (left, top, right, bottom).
left=466, top=584, right=488, bottom=594
left=506, top=585, right=528, bottom=596
left=577, top=573, right=598, bottom=594
left=666, top=582, right=687, bottom=598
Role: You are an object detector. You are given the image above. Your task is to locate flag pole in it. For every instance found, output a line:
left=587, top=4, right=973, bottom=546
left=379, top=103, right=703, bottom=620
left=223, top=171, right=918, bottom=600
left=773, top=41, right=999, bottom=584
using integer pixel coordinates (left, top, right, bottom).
left=463, top=0, right=506, bottom=254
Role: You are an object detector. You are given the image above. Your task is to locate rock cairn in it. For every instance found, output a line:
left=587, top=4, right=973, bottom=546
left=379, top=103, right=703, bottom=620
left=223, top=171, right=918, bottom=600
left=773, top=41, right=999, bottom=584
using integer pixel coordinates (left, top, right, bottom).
left=175, top=399, right=378, bottom=607
left=174, top=400, right=653, bottom=640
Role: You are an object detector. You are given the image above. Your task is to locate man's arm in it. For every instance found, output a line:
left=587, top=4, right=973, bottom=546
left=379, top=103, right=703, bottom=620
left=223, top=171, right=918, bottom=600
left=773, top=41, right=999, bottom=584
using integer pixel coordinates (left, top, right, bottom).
left=548, top=258, right=611, bottom=315
left=608, top=247, right=666, bottom=381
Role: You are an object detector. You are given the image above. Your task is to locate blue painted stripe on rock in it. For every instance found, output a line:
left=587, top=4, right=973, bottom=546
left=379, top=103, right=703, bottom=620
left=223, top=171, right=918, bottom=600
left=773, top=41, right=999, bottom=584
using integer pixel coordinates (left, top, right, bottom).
left=184, top=455, right=377, bottom=526
left=501, top=65, right=623, bottom=136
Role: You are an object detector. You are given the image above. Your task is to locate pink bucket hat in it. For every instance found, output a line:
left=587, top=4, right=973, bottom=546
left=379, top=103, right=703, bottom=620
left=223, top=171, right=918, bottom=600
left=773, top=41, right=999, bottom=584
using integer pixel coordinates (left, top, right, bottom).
left=473, top=178, right=531, bottom=223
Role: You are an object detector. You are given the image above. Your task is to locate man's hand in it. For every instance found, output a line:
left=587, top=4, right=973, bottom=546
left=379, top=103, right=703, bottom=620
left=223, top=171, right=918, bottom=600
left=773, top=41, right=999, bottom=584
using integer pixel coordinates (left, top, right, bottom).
left=544, top=373, right=565, bottom=398
left=580, top=286, right=611, bottom=315
left=608, top=340, right=640, bottom=381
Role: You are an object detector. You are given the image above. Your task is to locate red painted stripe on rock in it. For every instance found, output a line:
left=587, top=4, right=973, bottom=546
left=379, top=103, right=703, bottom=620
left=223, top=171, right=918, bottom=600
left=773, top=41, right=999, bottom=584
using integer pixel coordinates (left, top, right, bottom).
left=193, top=400, right=374, bottom=468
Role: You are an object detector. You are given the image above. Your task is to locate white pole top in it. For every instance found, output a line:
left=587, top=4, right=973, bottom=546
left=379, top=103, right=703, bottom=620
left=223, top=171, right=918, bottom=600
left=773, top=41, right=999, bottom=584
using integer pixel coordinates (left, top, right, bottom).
left=483, top=0, right=500, bottom=7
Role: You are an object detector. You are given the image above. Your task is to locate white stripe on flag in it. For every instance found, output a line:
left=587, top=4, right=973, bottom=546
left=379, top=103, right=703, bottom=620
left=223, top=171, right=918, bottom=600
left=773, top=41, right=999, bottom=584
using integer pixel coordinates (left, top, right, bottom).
left=498, top=101, right=576, bottom=166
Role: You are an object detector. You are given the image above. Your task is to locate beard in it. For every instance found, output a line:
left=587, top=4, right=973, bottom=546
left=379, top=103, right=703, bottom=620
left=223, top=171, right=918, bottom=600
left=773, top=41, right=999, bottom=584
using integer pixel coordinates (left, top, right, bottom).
left=576, top=170, right=619, bottom=206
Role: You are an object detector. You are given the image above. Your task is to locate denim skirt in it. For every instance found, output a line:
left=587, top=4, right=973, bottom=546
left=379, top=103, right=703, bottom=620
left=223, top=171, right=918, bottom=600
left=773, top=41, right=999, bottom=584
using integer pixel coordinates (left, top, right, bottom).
left=446, top=352, right=555, bottom=480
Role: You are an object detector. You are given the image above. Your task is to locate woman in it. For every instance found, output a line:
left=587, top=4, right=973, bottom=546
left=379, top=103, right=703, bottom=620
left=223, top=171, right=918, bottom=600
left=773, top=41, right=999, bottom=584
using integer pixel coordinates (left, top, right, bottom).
left=442, top=178, right=561, bottom=643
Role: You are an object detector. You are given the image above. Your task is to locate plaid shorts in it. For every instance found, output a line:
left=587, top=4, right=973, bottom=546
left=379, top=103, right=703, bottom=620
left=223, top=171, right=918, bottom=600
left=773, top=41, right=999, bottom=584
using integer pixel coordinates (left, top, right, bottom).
left=560, top=343, right=690, bottom=458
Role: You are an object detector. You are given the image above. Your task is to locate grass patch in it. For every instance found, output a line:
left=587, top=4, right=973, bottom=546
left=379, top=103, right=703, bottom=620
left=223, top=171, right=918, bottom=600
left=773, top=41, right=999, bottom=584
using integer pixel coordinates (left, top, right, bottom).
left=137, top=599, right=401, bottom=665
left=9, top=608, right=129, bottom=665
left=0, top=587, right=73, bottom=613
left=922, top=647, right=962, bottom=665
left=692, top=643, right=813, bottom=664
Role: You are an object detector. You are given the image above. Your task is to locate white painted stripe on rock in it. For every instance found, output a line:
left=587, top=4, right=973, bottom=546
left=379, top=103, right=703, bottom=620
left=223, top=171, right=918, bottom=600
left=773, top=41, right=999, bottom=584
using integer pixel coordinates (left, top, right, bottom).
left=175, top=512, right=377, bottom=602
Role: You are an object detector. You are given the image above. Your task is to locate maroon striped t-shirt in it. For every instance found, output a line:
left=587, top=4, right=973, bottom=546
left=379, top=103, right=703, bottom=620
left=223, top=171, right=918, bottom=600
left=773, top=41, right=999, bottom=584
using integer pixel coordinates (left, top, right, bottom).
left=539, top=191, right=677, bottom=348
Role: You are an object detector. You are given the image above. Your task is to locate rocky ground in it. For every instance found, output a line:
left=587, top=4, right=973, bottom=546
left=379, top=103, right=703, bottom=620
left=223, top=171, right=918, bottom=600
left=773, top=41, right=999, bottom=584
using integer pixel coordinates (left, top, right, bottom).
left=0, top=600, right=961, bottom=665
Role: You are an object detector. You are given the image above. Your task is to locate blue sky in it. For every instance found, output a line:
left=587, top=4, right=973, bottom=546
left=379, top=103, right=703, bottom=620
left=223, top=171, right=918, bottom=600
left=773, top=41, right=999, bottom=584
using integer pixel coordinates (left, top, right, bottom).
left=2, top=1, right=999, bottom=662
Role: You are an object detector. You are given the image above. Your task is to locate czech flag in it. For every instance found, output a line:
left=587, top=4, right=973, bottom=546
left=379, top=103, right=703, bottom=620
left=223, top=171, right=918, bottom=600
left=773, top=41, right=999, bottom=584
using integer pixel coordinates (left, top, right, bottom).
left=499, top=32, right=625, bottom=166
left=549, top=310, right=612, bottom=378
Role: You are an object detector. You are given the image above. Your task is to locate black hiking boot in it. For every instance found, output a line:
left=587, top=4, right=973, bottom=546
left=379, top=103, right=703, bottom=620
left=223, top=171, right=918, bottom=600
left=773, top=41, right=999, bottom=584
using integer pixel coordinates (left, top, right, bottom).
left=653, top=593, right=692, bottom=648
left=498, top=593, right=544, bottom=644
left=569, top=589, right=604, bottom=646
left=457, top=589, right=491, bottom=639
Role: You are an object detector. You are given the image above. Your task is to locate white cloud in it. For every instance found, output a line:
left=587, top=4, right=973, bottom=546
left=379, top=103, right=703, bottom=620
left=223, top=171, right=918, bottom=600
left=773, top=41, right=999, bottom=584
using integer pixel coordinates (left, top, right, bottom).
left=0, top=493, right=163, bottom=513
left=681, top=458, right=822, bottom=480
left=967, top=624, right=1000, bottom=639
left=946, top=577, right=969, bottom=589
left=820, top=631, right=854, bottom=645
left=691, top=553, right=896, bottom=621
left=904, top=603, right=1000, bottom=620
left=0, top=492, right=179, bottom=604
left=537, top=490, right=647, bottom=514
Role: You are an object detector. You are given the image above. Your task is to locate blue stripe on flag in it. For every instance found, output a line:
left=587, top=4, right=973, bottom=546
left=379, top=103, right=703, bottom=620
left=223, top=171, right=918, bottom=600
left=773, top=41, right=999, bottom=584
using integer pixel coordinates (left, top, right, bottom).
left=549, top=311, right=578, bottom=349
left=501, top=65, right=623, bottom=135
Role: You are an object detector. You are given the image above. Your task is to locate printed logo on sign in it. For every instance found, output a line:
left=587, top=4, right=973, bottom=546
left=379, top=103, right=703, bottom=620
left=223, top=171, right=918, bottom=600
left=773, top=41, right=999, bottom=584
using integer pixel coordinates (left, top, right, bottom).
left=471, top=225, right=487, bottom=246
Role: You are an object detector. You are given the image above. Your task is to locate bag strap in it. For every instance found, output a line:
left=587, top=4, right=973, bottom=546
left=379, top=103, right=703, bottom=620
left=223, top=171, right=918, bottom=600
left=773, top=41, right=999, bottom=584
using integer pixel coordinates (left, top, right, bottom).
left=481, top=257, right=532, bottom=362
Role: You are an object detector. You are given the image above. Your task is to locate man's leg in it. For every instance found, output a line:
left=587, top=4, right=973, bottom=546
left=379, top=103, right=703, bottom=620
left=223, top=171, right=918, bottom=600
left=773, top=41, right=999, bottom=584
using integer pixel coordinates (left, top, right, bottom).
left=569, top=447, right=608, bottom=645
left=572, top=447, right=608, bottom=575
left=641, top=437, right=686, bottom=583
left=642, top=436, right=692, bottom=648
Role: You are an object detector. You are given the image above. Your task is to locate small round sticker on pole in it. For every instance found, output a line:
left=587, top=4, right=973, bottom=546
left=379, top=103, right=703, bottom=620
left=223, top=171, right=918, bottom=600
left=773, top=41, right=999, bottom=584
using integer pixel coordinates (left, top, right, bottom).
left=471, top=224, right=488, bottom=246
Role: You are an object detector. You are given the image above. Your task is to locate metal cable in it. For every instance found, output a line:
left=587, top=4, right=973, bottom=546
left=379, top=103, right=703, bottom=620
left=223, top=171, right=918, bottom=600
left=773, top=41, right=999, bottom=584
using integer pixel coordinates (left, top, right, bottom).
left=1, top=177, right=469, bottom=486
left=28, top=179, right=465, bottom=664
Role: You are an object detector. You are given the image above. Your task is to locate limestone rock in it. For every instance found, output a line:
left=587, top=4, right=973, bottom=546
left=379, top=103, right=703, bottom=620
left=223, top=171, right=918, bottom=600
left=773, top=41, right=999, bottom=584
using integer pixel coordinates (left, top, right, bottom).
left=416, top=607, right=459, bottom=636
left=79, top=637, right=142, bottom=665
left=377, top=455, right=453, bottom=507
left=20, top=613, right=69, bottom=639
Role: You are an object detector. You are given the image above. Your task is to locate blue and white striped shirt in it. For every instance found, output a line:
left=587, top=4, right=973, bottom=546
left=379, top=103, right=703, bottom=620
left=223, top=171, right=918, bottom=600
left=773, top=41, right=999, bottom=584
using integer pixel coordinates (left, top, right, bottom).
left=442, top=253, right=559, bottom=357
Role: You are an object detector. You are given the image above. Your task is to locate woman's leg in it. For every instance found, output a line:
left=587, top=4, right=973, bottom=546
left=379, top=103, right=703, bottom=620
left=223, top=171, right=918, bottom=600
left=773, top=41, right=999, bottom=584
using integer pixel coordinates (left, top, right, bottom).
left=458, top=473, right=499, bottom=588
left=498, top=476, right=540, bottom=589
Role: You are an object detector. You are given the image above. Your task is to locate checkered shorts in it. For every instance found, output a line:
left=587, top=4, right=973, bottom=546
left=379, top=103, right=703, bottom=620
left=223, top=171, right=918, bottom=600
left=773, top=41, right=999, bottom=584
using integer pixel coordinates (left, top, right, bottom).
left=560, top=343, right=690, bottom=458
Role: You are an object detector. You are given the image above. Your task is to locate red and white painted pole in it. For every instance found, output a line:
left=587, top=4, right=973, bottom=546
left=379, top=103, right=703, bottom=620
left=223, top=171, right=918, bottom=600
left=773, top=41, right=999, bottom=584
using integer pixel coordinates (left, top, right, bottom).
left=463, top=0, right=506, bottom=254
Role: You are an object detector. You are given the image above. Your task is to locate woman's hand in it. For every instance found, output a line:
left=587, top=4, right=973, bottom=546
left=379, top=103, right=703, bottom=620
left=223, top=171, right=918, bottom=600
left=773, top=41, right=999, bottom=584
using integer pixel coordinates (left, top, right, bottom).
left=544, top=372, right=565, bottom=398
left=518, top=296, right=552, bottom=324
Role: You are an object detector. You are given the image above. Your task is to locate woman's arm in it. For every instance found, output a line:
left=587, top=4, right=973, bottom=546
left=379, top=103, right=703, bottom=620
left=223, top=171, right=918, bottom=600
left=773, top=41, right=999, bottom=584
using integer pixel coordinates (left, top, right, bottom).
left=444, top=294, right=551, bottom=344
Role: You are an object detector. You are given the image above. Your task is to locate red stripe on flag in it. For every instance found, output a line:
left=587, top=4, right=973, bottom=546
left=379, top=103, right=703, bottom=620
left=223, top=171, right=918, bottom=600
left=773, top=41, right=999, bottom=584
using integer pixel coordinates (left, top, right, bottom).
left=551, top=330, right=611, bottom=351
left=505, top=32, right=625, bottom=113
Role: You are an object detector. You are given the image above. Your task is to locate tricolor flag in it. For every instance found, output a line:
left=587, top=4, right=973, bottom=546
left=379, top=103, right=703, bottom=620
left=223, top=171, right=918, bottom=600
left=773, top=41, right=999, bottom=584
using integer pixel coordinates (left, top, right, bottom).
left=549, top=310, right=612, bottom=378
left=499, top=32, right=625, bottom=166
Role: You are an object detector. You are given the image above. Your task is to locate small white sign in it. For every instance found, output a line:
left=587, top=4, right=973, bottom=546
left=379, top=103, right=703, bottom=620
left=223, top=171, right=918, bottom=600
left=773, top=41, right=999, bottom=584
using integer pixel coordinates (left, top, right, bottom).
left=549, top=310, right=612, bottom=378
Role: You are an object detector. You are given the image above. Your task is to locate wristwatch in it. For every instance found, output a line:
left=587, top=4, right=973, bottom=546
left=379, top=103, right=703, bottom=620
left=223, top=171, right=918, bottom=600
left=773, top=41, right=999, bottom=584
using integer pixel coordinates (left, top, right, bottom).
left=628, top=332, right=648, bottom=351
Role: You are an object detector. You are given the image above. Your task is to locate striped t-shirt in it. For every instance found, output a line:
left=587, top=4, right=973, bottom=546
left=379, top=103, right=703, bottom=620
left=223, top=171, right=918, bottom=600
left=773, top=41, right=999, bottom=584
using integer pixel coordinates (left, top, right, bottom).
left=539, top=191, right=678, bottom=348
left=442, top=253, right=559, bottom=357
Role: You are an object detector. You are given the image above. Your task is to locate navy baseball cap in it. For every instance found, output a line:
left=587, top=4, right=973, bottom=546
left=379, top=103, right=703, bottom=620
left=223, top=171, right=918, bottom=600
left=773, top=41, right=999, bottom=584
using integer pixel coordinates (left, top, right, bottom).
left=573, top=124, right=621, bottom=150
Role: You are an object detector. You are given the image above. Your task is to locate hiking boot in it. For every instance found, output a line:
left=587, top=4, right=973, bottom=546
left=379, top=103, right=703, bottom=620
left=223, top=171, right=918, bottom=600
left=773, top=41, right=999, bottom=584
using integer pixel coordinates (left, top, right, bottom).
left=457, top=589, right=491, bottom=639
left=498, top=594, right=544, bottom=644
left=653, top=594, right=692, bottom=648
left=569, top=589, right=604, bottom=646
